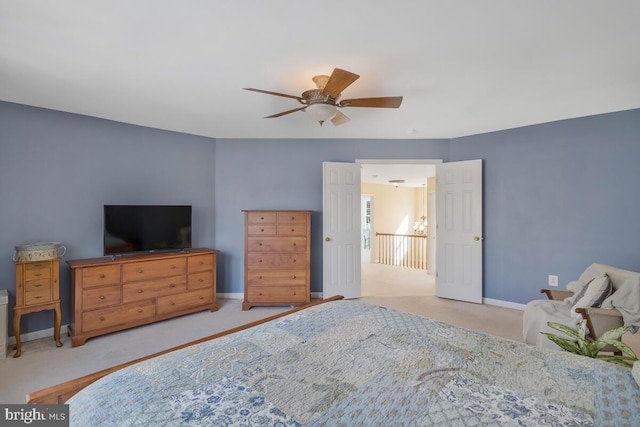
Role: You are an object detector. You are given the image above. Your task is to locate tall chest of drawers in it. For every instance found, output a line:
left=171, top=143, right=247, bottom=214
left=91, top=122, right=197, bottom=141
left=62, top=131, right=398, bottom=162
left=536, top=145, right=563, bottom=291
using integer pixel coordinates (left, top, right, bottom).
left=242, top=210, right=311, bottom=310
left=68, top=248, right=218, bottom=346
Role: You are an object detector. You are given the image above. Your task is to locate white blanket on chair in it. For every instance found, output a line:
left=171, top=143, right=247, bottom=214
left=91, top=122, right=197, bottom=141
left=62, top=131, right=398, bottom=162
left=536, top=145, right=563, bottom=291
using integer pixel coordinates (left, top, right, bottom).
left=523, top=299, right=581, bottom=350
left=600, top=276, right=640, bottom=333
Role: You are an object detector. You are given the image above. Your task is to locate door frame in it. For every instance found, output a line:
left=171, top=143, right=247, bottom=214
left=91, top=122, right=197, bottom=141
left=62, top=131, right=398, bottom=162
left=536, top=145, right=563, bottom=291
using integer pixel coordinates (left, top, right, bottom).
left=361, top=193, right=374, bottom=264
left=330, top=158, right=443, bottom=297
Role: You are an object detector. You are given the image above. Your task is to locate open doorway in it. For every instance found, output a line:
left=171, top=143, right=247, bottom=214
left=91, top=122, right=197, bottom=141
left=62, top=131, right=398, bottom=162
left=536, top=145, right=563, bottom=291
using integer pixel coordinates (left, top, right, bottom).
left=359, top=160, right=438, bottom=297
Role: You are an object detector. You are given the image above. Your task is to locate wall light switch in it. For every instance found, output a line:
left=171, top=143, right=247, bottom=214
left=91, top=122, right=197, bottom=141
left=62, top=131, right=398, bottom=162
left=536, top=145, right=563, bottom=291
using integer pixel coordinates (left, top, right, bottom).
left=548, top=275, right=559, bottom=287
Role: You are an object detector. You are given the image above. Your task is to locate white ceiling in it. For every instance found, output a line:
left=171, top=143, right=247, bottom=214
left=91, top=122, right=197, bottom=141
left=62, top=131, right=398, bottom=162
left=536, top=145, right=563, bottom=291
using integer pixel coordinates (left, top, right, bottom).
left=361, top=163, right=435, bottom=188
left=1, top=1, right=639, bottom=140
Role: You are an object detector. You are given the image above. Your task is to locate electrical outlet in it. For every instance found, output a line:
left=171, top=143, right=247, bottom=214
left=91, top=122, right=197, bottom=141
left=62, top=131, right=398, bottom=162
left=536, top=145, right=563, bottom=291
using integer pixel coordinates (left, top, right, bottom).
left=548, top=275, right=559, bottom=287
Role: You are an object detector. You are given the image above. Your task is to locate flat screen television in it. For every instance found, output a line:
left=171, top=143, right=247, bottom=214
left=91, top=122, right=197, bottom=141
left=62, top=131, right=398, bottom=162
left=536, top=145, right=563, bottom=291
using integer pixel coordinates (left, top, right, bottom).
left=103, top=205, right=192, bottom=255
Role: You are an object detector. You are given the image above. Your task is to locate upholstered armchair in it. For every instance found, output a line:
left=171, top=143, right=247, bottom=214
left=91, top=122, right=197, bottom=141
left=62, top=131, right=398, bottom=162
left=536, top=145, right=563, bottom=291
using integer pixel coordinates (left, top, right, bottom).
left=523, top=263, right=640, bottom=353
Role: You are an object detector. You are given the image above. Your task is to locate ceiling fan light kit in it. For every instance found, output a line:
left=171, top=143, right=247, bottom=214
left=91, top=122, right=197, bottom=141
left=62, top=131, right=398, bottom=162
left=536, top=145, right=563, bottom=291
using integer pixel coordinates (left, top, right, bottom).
left=305, top=103, right=337, bottom=126
left=244, top=68, right=403, bottom=126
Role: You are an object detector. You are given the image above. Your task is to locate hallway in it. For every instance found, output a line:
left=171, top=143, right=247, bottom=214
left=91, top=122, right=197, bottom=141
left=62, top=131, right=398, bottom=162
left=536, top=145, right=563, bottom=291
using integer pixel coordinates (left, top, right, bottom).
left=361, top=262, right=434, bottom=296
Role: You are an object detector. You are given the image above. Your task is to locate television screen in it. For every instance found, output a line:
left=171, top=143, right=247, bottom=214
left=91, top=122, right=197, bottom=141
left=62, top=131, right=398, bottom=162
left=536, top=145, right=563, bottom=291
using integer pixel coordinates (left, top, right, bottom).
left=104, top=205, right=192, bottom=255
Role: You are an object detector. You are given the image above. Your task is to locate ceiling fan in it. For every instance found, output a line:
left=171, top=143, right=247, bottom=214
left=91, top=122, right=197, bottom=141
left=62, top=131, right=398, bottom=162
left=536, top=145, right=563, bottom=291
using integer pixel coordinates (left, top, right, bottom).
left=243, top=68, right=403, bottom=126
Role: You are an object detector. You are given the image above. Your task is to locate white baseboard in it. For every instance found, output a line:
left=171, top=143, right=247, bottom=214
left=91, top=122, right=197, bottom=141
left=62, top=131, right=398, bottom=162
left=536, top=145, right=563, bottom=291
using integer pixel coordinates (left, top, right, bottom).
left=217, top=293, right=244, bottom=300
left=483, top=298, right=526, bottom=311
left=7, top=324, right=70, bottom=346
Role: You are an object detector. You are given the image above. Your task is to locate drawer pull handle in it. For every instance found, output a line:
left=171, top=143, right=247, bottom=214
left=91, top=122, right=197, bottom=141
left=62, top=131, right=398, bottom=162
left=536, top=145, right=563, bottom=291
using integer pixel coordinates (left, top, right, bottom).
left=170, top=265, right=176, bottom=269
left=171, top=302, right=175, bottom=306
left=138, top=309, right=143, bottom=313
left=293, top=292, right=297, bottom=295
left=100, top=295, right=106, bottom=300
left=170, top=283, right=176, bottom=288
left=199, top=279, right=204, bottom=283
left=292, top=275, right=296, bottom=279
left=100, top=274, right=106, bottom=279
left=260, top=216, right=264, bottom=220
left=292, top=243, right=297, bottom=246
left=199, top=296, right=204, bottom=300
left=259, top=292, right=263, bottom=296
left=34, top=295, right=43, bottom=299
left=99, top=316, right=105, bottom=321
left=199, top=261, right=204, bottom=265
left=291, top=228, right=295, bottom=232
left=34, top=284, right=42, bottom=288
left=138, top=269, right=144, bottom=274
left=35, top=273, right=42, bottom=277
left=291, top=216, right=295, bottom=220
left=259, top=276, right=263, bottom=279
left=261, top=228, right=265, bottom=232
left=293, top=259, right=297, bottom=263
left=258, top=243, right=263, bottom=246
left=137, top=289, right=143, bottom=293
left=259, top=259, right=263, bottom=263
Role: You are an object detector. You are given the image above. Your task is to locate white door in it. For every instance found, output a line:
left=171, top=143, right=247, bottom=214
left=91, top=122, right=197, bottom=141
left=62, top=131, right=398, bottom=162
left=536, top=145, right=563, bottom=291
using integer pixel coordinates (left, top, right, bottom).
left=435, top=159, right=483, bottom=303
left=323, top=162, right=361, bottom=299
left=428, top=190, right=436, bottom=274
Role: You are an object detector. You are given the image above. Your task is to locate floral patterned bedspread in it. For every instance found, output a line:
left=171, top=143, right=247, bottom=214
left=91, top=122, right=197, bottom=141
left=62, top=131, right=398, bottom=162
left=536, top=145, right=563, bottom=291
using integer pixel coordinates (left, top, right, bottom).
left=68, top=300, right=640, bottom=426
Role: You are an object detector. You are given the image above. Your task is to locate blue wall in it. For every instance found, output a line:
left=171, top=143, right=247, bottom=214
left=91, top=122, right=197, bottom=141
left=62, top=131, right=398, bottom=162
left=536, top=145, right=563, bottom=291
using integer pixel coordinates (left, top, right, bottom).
left=451, top=109, right=640, bottom=303
left=2, top=99, right=639, bottom=337
left=0, top=102, right=216, bottom=336
left=212, top=138, right=450, bottom=295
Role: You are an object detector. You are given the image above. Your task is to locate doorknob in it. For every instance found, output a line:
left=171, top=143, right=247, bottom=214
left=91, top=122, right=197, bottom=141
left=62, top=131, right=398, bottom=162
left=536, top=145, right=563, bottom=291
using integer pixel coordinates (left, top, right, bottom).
left=474, top=236, right=483, bottom=241
left=325, top=237, right=331, bottom=242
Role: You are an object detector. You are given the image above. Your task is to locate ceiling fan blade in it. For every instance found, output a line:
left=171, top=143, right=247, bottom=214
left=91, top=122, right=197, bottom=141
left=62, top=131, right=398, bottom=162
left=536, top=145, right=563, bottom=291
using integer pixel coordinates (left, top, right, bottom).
left=339, top=96, right=403, bottom=108
left=264, top=106, right=307, bottom=118
left=321, top=68, right=360, bottom=98
left=331, top=111, right=350, bottom=126
left=243, top=88, right=304, bottom=102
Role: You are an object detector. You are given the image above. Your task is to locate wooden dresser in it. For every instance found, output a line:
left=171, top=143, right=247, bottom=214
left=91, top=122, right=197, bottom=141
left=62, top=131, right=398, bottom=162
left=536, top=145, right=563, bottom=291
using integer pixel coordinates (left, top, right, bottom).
left=67, top=248, right=218, bottom=347
left=13, top=258, right=63, bottom=357
left=242, top=210, right=311, bottom=310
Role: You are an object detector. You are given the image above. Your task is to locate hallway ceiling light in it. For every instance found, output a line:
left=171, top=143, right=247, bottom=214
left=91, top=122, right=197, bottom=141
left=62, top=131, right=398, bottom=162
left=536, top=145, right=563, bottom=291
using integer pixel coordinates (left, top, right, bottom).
left=388, top=179, right=405, bottom=188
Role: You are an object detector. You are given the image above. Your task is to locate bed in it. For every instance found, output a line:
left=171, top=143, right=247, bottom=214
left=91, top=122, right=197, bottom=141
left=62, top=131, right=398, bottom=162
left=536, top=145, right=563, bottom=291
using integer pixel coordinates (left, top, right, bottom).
left=29, top=296, right=640, bottom=426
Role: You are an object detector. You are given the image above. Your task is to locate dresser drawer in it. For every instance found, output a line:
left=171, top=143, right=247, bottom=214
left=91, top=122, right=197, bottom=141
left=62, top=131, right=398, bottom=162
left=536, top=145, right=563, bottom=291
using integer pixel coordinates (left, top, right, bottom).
left=25, top=277, right=51, bottom=292
left=188, top=271, right=213, bottom=290
left=82, top=285, right=121, bottom=311
left=247, top=237, right=306, bottom=252
left=247, top=224, right=277, bottom=236
left=188, top=254, right=215, bottom=273
left=24, top=280, right=52, bottom=305
left=157, top=288, right=212, bottom=315
left=277, top=224, right=307, bottom=236
left=247, top=212, right=277, bottom=224
left=123, top=275, right=187, bottom=303
left=24, top=263, right=51, bottom=281
left=82, top=265, right=121, bottom=289
left=82, top=300, right=155, bottom=333
left=247, top=253, right=306, bottom=269
left=122, top=258, right=186, bottom=282
left=277, top=212, right=308, bottom=224
left=246, top=286, right=307, bottom=303
left=247, top=270, right=307, bottom=286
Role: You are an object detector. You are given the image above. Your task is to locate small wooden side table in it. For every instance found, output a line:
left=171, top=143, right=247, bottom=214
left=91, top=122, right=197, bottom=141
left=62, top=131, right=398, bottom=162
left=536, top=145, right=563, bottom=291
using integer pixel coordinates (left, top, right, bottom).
left=13, top=258, right=63, bottom=357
